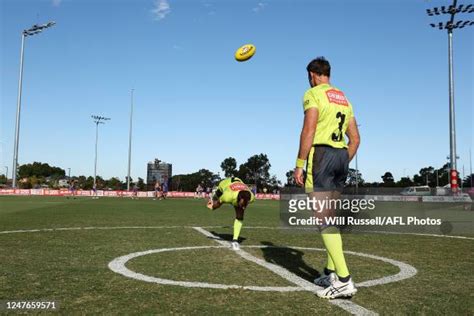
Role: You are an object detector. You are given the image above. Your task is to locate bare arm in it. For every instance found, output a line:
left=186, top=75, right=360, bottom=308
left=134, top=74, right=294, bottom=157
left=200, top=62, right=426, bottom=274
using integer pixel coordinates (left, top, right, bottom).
left=294, top=108, right=318, bottom=186
left=297, top=108, right=318, bottom=160
left=345, top=117, right=360, bottom=162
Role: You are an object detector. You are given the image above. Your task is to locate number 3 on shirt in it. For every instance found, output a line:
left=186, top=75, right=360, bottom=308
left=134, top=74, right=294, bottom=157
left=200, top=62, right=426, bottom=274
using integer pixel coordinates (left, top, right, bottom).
left=331, top=112, right=346, bottom=142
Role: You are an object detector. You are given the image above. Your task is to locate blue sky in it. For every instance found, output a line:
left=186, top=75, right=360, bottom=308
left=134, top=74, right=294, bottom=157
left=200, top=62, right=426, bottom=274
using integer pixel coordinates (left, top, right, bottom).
left=1, top=0, right=473, bottom=183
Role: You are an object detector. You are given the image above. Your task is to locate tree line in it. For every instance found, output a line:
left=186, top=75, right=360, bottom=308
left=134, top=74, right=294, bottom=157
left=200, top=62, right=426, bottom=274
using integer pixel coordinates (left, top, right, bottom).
left=374, top=163, right=472, bottom=188
left=170, top=154, right=281, bottom=192
left=285, top=163, right=472, bottom=188
left=1, top=160, right=472, bottom=191
left=0, top=162, right=146, bottom=190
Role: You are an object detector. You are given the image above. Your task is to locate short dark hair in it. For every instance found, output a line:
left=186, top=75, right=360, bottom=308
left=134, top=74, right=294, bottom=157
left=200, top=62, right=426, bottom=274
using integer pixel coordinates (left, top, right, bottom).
left=238, top=190, right=251, bottom=205
left=306, top=57, right=331, bottom=77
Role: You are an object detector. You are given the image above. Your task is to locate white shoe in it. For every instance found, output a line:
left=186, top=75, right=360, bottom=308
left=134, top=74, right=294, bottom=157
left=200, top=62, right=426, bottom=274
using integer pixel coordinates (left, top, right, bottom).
left=316, top=277, right=357, bottom=299
left=314, top=272, right=336, bottom=288
left=231, top=241, right=240, bottom=251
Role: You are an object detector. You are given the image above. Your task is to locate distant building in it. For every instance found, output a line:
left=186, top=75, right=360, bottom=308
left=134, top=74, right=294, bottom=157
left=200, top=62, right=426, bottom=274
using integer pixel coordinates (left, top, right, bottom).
left=147, top=159, right=172, bottom=188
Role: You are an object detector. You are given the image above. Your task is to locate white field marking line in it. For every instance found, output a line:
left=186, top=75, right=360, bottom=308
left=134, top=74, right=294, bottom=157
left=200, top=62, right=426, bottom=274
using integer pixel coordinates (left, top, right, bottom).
left=0, top=224, right=416, bottom=285
left=241, top=246, right=417, bottom=288
left=108, top=244, right=416, bottom=289
left=16, top=201, right=67, bottom=203
left=193, top=227, right=377, bottom=316
left=1, top=225, right=473, bottom=240
left=0, top=226, right=186, bottom=234
left=200, top=226, right=474, bottom=241
left=0, top=225, right=414, bottom=314
left=108, top=245, right=303, bottom=292
left=358, top=230, right=474, bottom=241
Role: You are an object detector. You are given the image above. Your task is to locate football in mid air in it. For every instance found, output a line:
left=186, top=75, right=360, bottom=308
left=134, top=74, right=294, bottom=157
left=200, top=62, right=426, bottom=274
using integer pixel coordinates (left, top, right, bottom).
left=235, top=44, right=256, bottom=62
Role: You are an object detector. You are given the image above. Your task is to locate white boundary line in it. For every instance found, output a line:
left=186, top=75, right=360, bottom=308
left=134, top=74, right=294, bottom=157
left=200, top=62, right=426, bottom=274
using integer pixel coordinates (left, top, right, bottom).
left=107, top=244, right=417, bottom=289
left=1, top=225, right=473, bottom=240
left=193, top=227, right=377, bottom=316
left=193, top=227, right=320, bottom=291
left=0, top=226, right=185, bottom=234
left=108, top=245, right=303, bottom=292
left=0, top=225, right=473, bottom=240
left=0, top=225, right=421, bottom=315
left=239, top=246, right=417, bottom=288
left=233, top=226, right=474, bottom=241
left=358, top=230, right=474, bottom=241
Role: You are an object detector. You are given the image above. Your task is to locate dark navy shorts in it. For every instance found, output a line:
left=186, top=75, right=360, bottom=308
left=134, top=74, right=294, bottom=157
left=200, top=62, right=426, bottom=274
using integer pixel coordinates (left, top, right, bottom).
left=305, top=145, right=349, bottom=192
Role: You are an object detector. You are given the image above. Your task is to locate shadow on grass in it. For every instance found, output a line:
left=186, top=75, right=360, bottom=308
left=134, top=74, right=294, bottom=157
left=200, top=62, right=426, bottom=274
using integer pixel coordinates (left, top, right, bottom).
left=259, top=241, right=321, bottom=282
left=209, top=231, right=247, bottom=243
left=207, top=233, right=321, bottom=283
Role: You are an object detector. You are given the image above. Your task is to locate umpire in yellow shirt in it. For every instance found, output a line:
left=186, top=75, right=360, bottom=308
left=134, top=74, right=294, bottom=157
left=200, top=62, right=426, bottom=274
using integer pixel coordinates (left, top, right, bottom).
left=294, top=57, right=360, bottom=299
left=207, top=177, right=255, bottom=250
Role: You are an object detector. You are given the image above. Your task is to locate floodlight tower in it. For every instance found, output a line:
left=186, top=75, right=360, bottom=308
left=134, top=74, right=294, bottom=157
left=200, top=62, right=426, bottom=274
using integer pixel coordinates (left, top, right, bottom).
left=355, top=152, right=359, bottom=194
left=468, top=148, right=473, bottom=188
left=426, top=1, right=473, bottom=193
left=127, top=89, right=134, bottom=191
left=355, top=124, right=361, bottom=195
left=12, top=21, right=56, bottom=188
left=91, top=115, right=111, bottom=190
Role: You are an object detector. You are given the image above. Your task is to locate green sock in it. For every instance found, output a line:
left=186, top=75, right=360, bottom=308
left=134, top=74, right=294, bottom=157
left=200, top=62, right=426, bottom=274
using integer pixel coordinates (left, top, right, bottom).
left=321, top=226, right=349, bottom=278
left=233, top=219, right=243, bottom=241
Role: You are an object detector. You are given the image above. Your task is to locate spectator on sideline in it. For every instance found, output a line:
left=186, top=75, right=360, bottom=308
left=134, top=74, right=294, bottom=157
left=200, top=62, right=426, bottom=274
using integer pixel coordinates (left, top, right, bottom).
left=161, top=179, right=169, bottom=200
left=154, top=181, right=162, bottom=200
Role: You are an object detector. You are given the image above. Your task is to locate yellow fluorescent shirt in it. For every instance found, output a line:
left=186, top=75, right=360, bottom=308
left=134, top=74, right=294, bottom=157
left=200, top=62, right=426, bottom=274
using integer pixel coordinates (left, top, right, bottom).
left=217, top=177, right=255, bottom=207
left=303, top=83, right=354, bottom=149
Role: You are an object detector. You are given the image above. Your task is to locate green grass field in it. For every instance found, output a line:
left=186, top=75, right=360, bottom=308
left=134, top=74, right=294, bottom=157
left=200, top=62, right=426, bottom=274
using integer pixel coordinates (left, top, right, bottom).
left=1, top=196, right=473, bottom=315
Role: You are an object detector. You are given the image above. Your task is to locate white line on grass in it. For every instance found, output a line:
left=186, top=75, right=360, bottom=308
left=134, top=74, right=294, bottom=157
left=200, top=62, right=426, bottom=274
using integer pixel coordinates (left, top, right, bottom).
left=200, top=226, right=474, bottom=241
left=0, top=224, right=418, bottom=315
left=108, top=244, right=416, bottom=289
left=1, top=226, right=473, bottom=240
left=108, top=245, right=303, bottom=292
left=192, top=227, right=378, bottom=316
left=234, top=245, right=417, bottom=288
left=0, top=226, right=185, bottom=234
left=359, top=230, right=474, bottom=241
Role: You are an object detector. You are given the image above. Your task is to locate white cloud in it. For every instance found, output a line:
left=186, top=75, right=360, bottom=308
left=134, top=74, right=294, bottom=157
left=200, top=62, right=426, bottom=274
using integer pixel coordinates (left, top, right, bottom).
left=151, top=0, right=171, bottom=21
left=52, top=0, right=62, bottom=7
left=252, top=2, right=266, bottom=13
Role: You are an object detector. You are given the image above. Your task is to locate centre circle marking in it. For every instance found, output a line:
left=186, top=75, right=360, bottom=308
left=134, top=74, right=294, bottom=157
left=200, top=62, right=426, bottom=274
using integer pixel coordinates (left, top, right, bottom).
left=108, top=245, right=417, bottom=291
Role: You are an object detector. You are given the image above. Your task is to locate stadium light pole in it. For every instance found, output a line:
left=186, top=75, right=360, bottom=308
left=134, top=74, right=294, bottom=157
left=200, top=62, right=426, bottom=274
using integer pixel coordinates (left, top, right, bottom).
left=355, top=153, right=359, bottom=194
left=126, top=89, right=134, bottom=191
left=355, top=124, right=361, bottom=194
left=12, top=21, right=56, bottom=188
left=91, top=115, right=110, bottom=190
left=426, top=1, right=473, bottom=193
left=470, top=148, right=473, bottom=187
left=4, top=166, right=8, bottom=181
